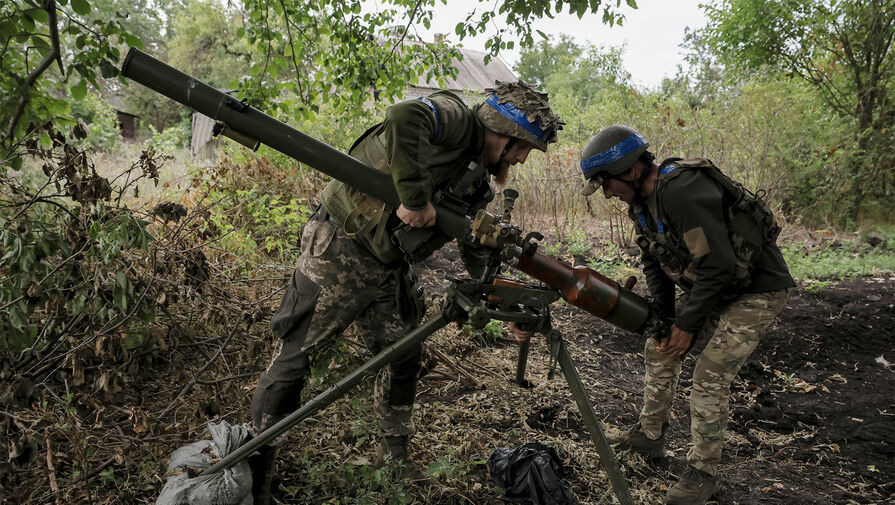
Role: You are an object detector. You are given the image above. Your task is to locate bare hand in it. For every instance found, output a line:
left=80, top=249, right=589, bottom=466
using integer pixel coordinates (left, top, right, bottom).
left=654, top=325, right=693, bottom=358
left=509, top=321, right=535, bottom=343
left=397, top=202, right=437, bottom=228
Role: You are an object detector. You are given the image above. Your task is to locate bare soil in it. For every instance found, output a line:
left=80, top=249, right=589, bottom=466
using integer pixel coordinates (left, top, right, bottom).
left=412, top=245, right=895, bottom=505
left=566, top=275, right=895, bottom=505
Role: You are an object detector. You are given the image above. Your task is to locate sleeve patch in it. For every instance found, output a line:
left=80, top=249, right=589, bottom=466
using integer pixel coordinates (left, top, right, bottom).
left=683, top=227, right=711, bottom=258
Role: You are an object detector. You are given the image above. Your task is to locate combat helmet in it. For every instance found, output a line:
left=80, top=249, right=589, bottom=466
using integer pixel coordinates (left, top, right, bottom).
left=476, top=81, right=564, bottom=152
left=579, top=125, right=650, bottom=196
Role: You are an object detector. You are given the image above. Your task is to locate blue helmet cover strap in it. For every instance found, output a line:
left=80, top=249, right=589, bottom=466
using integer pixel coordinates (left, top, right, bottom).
left=580, top=132, right=649, bottom=176
left=485, top=94, right=546, bottom=141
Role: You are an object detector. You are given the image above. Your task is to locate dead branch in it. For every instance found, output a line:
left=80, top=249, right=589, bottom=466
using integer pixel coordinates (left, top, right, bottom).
left=45, top=437, right=62, bottom=505
left=195, top=371, right=260, bottom=385
left=428, top=346, right=485, bottom=388
left=158, top=316, right=248, bottom=417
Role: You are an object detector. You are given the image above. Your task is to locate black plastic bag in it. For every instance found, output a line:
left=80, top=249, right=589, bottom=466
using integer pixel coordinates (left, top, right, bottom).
left=487, top=442, right=576, bottom=505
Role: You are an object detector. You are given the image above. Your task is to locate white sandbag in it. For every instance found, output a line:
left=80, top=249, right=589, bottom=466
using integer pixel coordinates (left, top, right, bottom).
left=156, top=421, right=253, bottom=505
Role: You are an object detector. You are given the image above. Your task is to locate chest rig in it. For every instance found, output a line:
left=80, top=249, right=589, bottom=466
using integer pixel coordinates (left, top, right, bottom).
left=632, top=158, right=781, bottom=291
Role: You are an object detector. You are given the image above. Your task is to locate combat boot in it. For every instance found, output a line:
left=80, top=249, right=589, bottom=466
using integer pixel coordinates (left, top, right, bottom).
left=666, top=465, right=719, bottom=505
left=606, top=421, right=667, bottom=458
left=375, top=436, right=428, bottom=482
left=248, top=445, right=277, bottom=505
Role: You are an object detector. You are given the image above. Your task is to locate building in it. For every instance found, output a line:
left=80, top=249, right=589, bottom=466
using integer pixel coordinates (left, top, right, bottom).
left=405, top=47, right=517, bottom=104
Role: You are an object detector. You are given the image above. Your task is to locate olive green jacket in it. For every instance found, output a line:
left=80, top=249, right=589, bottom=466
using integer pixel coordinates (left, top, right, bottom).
left=631, top=158, right=794, bottom=333
left=320, top=90, right=491, bottom=267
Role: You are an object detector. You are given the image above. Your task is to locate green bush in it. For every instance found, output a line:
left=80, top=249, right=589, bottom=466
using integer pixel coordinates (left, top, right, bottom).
left=1, top=131, right=163, bottom=366
left=194, top=156, right=313, bottom=265
left=145, top=119, right=190, bottom=153
left=70, top=92, right=122, bottom=151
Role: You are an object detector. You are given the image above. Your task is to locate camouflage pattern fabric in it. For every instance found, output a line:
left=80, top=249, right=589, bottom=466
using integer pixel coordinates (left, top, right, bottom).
left=251, top=215, right=424, bottom=439
left=639, top=288, right=790, bottom=475
left=477, top=80, right=564, bottom=151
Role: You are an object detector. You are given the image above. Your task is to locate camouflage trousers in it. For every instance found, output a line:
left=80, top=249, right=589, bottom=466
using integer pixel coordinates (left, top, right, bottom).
left=639, top=289, right=790, bottom=475
left=250, top=214, right=424, bottom=440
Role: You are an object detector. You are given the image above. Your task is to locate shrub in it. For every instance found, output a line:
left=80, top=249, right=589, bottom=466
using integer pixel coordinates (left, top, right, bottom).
left=70, top=92, right=122, bottom=151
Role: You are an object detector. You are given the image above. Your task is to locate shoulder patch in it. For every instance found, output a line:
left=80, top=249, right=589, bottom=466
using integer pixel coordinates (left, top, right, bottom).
left=683, top=226, right=711, bottom=258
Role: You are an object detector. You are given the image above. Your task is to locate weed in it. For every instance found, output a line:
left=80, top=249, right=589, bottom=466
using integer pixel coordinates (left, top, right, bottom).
left=465, top=319, right=505, bottom=347
left=782, top=237, right=895, bottom=281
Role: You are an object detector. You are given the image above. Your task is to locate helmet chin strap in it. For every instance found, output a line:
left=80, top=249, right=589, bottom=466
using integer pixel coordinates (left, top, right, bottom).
left=488, top=137, right=518, bottom=175
left=621, top=162, right=653, bottom=204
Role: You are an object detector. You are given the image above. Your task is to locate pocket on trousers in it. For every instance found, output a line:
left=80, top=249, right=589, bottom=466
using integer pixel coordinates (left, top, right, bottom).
left=270, top=269, right=322, bottom=342
left=303, top=219, right=337, bottom=258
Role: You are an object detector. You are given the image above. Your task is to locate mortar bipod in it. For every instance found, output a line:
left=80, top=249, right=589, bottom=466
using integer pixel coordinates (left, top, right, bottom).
left=452, top=279, right=635, bottom=505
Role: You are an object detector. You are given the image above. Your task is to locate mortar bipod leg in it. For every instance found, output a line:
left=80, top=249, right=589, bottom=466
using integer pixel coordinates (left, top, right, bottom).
left=515, top=339, right=531, bottom=386
left=548, top=331, right=634, bottom=505
left=204, top=311, right=452, bottom=476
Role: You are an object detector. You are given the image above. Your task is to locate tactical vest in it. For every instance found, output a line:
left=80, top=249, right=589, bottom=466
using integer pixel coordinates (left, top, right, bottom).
left=632, top=158, right=781, bottom=291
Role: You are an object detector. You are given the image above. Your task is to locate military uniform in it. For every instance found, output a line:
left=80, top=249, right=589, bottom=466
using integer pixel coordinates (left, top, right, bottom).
left=250, top=90, right=494, bottom=439
left=631, top=158, right=794, bottom=476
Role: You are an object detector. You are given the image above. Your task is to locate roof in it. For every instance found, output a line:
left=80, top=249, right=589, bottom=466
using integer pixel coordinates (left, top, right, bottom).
left=415, top=48, right=517, bottom=92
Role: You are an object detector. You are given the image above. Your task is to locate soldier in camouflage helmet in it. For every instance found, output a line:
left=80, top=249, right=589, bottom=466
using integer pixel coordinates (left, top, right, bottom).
left=580, top=125, right=794, bottom=505
left=247, top=82, right=562, bottom=503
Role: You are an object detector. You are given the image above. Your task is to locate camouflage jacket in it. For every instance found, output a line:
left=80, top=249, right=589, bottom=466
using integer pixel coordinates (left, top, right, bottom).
left=320, top=90, right=492, bottom=268
left=630, top=158, right=794, bottom=333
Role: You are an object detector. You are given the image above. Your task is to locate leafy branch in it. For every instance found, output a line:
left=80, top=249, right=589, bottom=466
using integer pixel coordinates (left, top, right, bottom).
left=1, top=0, right=61, bottom=151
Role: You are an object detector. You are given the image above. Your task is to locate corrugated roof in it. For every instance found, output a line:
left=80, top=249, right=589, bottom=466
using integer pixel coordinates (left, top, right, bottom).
left=415, top=48, right=517, bottom=92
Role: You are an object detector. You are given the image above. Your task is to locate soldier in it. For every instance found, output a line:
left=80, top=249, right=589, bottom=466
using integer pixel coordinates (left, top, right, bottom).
left=249, top=82, right=563, bottom=503
left=579, top=126, right=794, bottom=505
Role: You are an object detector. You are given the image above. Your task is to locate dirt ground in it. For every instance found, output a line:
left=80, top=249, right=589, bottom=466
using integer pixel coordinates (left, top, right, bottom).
left=411, top=245, right=895, bottom=505
left=557, top=275, right=895, bottom=505
left=1, top=245, right=893, bottom=505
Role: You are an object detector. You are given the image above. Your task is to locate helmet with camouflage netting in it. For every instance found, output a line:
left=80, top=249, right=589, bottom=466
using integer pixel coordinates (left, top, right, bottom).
left=579, top=125, right=650, bottom=196
left=476, top=81, right=564, bottom=152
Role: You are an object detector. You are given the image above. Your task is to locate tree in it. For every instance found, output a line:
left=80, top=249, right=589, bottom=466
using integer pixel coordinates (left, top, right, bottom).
left=516, top=36, right=631, bottom=104
left=700, top=0, right=893, bottom=141
left=230, top=0, right=638, bottom=117
left=663, top=27, right=728, bottom=109
left=0, top=0, right=140, bottom=162
left=515, top=34, right=584, bottom=88
left=700, top=0, right=894, bottom=224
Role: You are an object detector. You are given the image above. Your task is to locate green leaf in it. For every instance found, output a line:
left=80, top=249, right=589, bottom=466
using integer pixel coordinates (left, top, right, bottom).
left=9, top=301, right=28, bottom=330
left=71, top=79, right=87, bottom=100
left=100, top=60, right=119, bottom=78
left=0, top=21, right=16, bottom=39
left=123, top=33, right=143, bottom=50
left=71, top=0, right=91, bottom=15
left=29, top=8, right=49, bottom=24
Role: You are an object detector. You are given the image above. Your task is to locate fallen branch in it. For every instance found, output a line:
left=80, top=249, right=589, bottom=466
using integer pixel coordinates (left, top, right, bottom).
left=195, top=371, right=260, bottom=386
left=45, top=437, right=61, bottom=505
left=428, top=346, right=484, bottom=388
left=158, top=317, right=248, bottom=417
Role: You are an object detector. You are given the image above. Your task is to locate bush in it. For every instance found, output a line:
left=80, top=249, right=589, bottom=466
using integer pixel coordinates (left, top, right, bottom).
left=70, top=92, right=122, bottom=151
left=145, top=119, right=190, bottom=153
left=193, top=155, right=314, bottom=264
left=1, top=127, right=165, bottom=373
